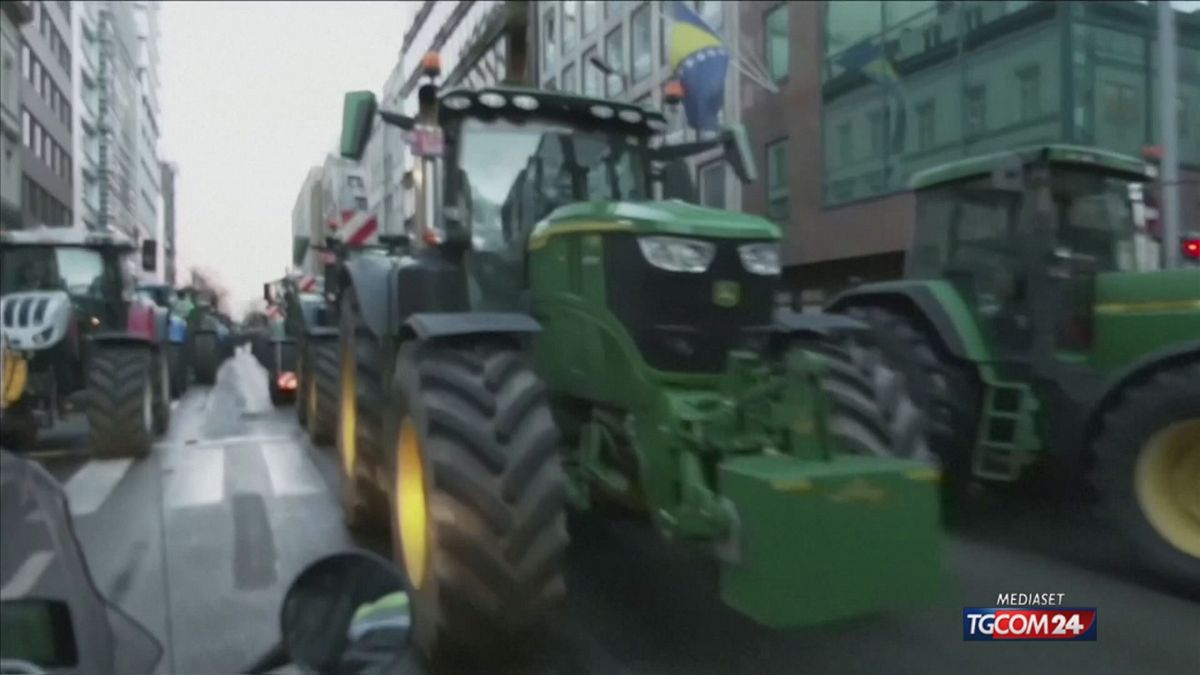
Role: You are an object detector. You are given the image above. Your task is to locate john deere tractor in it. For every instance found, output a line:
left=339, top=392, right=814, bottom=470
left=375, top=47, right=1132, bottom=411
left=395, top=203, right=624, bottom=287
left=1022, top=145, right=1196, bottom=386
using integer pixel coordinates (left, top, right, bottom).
left=828, top=145, right=1200, bottom=587
left=326, top=68, right=942, bottom=668
left=0, top=228, right=171, bottom=456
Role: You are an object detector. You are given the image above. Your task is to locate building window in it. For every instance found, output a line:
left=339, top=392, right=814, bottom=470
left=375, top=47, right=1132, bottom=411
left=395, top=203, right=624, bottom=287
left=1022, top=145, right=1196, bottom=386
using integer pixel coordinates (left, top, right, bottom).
left=542, top=9, right=557, bottom=73
left=698, top=160, right=725, bottom=209
left=631, top=3, right=651, bottom=83
left=30, top=58, right=40, bottom=89
left=562, top=1, right=578, bottom=53
left=354, top=197, right=368, bottom=211
left=696, top=1, right=723, bottom=33
left=868, top=109, right=884, bottom=157
left=660, top=10, right=668, bottom=67
left=582, top=0, right=599, bottom=35
left=1018, top=66, right=1040, bottom=121
left=1103, top=82, right=1138, bottom=124
left=965, top=85, right=987, bottom=136
left=583, top=46, right=601, bottom=97
left=562, top=61, right=577, bottom=93
left=605, top=25, right=624, bottom=96
left=766, top=5, right=789, bottom=83
left=32, top=124, right=41, bottom=159
left=766, top=139, right=788, bottom=221
left=22, top=109, right=31, bottom=147
left=917, top=100, right=935, bottom=150
left=837, top=122, right=852, bottom=166
left=21, top=43, right=30, bottom=80
left=1180, top=97, right=1191, bottom=139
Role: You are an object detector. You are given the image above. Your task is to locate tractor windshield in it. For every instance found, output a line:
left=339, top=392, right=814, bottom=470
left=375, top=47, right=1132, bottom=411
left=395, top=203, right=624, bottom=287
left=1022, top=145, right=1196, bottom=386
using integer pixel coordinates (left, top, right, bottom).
left=1049, top=167, right=1158, bottom=273
left=0, top=246, right=111, bottom=298
left=455, top=116, right=650, bottom=253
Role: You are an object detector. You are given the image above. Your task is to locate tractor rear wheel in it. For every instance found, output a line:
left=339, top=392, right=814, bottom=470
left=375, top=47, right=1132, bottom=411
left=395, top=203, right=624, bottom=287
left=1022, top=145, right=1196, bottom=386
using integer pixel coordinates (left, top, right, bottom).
left=336, top=291, right=387, bottom=533
left=167, top=343, right=186, bottom=398
left=843, top=305, right=981, bottom=487
left=192, top=332, right=219, bottom=385
left=306, top=337, right=339, bottom=445
left=152, top=350, right=171, bottom=434
left=1093, top=361, right=1200, bottom=588
left=801, top=337, right=931, bottom=463
left=385, top=342, right=567, bottom=670
left=87, top=346, right=154, bottom=459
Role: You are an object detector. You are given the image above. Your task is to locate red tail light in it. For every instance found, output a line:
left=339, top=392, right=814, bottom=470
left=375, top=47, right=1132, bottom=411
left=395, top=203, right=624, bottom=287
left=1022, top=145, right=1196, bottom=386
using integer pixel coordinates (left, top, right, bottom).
left=278, top=372, right=298, bottom=390
left=1183, top=238, right=1200, bottom=260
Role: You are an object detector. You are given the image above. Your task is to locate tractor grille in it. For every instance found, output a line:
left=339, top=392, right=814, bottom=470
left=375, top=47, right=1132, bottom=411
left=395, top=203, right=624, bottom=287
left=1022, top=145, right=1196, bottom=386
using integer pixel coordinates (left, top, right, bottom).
left=1, top=296, right=51, bottom=328
left=603, top=233, right=777, bottom=374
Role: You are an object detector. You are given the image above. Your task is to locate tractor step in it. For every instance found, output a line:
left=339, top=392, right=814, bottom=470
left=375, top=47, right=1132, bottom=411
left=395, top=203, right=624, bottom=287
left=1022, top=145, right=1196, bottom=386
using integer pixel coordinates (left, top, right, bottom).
left=717, top=454, right=943, bottom=628
left=972, top=379, right=1041, bottom=481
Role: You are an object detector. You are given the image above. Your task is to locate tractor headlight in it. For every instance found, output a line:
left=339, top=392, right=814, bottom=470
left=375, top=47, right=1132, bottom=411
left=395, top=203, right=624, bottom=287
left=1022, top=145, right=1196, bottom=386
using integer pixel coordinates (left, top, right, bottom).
left=637, top=236, right=716, bottom=273
left=738, top=243, right=781, bottom=276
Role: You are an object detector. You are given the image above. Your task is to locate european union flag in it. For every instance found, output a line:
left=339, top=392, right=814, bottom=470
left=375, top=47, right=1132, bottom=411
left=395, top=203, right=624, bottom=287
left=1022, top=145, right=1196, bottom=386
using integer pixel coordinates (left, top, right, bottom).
left=669, top=1, right=729, bottom=132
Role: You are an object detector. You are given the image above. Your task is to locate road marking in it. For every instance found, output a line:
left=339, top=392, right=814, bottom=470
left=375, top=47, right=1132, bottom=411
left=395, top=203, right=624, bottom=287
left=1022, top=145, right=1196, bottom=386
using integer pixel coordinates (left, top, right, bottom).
left=64, top=459, right=133, bottom=517
left=174, top=434, right=299, bottom=450
left=261, top=442, right=326, bottom=497
left=1, top=550, right=55, bottom=600
left=164, top=445, right=225, bottom=509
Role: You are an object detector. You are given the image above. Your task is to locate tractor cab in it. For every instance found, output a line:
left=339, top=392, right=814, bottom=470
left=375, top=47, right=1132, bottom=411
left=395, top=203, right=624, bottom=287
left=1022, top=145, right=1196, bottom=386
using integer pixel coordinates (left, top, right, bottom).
left=905, top=145, right=1158, bottom=364
left=0, top=229, right=148, bottom=346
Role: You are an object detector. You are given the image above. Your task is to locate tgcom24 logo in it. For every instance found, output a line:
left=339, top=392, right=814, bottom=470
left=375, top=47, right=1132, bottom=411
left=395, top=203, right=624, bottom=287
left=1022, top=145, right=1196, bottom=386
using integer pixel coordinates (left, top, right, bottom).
left=963, top=593, right=1097, bottom=642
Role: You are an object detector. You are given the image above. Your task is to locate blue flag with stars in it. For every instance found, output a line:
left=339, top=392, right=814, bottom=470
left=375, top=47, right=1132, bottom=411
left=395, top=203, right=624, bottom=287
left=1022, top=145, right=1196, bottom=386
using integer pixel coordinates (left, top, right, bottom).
left=669, top=1, right=729, bottom=132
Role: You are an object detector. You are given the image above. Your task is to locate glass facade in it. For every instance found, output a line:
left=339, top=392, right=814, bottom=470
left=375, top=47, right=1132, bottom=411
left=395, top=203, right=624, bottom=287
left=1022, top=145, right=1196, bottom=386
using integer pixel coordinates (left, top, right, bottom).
left=821, top=0, right=1200, bottom=207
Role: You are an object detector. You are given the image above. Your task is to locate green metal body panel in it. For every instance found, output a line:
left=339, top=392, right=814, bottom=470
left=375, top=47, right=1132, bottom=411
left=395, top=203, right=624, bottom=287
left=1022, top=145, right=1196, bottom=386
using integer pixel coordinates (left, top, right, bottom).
left=1090, top=269, right=1200, bottom=373
left=719, top=454, right=942, bottom=627
left=530, top=200, right=779, bottom=248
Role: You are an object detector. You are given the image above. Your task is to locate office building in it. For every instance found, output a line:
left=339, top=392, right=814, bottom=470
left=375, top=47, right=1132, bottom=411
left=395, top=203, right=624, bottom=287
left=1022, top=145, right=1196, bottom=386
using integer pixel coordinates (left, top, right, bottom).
left=739, top=0, right=1200, bottom=300
left=19, top=0, right=73, bottom=228
left=1, top=1, right=34, bottom=228
left=160, top=159, right=176, bottom=285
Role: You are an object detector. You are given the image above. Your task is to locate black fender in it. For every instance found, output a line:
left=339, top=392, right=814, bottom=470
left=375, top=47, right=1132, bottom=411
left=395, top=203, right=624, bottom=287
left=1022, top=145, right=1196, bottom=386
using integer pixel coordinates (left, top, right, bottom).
left=342, top=254, right=399, bottom=339
left=1083, top=340, right=1200, bottom=446
left=88, top=332, right=155, bottom=349
left=400, top=312, right=541, bottom=342
left=826, top=282, right=971, bottom=361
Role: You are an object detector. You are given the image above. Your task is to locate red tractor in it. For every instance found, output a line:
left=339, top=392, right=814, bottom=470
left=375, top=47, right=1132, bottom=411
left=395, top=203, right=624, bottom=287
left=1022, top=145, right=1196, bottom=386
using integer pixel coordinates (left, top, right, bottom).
left=0, top=228, right=172, bottom=457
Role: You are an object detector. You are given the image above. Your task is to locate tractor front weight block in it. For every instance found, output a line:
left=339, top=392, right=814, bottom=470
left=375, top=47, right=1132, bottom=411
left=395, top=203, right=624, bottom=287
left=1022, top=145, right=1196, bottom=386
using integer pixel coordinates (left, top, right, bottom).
left=717, top=454, right=943, bottom=628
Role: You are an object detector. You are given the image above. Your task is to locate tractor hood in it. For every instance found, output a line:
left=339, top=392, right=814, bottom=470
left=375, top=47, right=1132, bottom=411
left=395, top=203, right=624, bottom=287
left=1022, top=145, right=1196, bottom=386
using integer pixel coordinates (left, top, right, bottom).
left=534, top=200, right=780, bottom=244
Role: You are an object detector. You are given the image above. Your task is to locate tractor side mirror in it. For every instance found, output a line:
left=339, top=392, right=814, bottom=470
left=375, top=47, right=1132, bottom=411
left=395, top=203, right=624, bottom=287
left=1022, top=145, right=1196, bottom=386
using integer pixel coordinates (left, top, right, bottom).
left=141, top=239, right=158, bottom=272
left=263, top=283, right=272, bottom=303
left=340, top=91, right=378, bottom=161
left=721, top=124, right=758, bottom=185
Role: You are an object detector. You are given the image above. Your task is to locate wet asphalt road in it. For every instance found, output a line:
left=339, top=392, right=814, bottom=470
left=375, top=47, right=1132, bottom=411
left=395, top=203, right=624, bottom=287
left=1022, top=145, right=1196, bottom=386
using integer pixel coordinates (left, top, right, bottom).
left=14, top=356, right=1200, bottom=675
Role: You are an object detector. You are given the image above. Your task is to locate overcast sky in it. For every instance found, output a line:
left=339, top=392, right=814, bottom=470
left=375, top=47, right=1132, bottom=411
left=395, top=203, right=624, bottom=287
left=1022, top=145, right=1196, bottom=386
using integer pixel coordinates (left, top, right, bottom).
left=159, top=1, right=411, bottom=317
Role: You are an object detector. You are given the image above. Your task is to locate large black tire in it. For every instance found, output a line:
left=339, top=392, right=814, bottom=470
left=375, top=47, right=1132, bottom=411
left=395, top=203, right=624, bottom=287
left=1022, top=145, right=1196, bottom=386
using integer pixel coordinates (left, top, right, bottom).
left=384, top=342, right=568, bottom=669
left=0, top=403, right=39, bottom=451
left=843, top=305, right=981, bottom=487
left=151, top=350, right=171, bottom=434
left=87, top=346, right=154, bottom=459
left=167, top=343, right=186, bottom=398
left=799, top=336, right=931, bottom=463
left=307, top=337, right=339, bottom=445
left=192, top=332, right=219, bottom=385
left=337, top=291, right=388, bottom=533
left=296, top=343, right=310, bottom=426
left=1093, top=361, right=1200, bottom=589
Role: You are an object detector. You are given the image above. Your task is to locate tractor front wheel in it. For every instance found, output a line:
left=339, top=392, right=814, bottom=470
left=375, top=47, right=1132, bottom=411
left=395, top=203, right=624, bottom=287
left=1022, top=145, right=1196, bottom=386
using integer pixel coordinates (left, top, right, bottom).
left=1094, top=362, right=1200, bottom=588
left=152, top=350, right=171, bottom=434
left=306, top=338, right=339, bottom=445
left=87, top=346, right=154, bottom=459
left=385, top=342, right=568, bottom=670
left=336, top=291, right=387, bottom=533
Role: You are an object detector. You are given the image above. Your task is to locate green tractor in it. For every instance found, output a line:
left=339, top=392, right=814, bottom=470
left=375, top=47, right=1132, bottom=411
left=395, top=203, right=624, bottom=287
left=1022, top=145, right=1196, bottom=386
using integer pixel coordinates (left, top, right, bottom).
left=828, top=145, right=1200, bottom=587
left=328, top=73, right=943, bottom=667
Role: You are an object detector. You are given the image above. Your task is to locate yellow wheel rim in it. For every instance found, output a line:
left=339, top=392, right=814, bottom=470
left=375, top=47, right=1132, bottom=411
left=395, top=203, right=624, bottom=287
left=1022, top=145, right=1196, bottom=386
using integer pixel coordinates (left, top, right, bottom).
left=1134, top=419, right=1200, bottom=558
left=396, top=417, right=429, bottom=589
left=339, top=340, right=357, bottom=478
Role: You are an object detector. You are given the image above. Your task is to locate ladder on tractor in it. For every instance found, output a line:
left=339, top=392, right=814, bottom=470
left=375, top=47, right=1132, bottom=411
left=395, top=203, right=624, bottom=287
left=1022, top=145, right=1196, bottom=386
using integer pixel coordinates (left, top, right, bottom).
left=971, top=372, right=1042, bottom=481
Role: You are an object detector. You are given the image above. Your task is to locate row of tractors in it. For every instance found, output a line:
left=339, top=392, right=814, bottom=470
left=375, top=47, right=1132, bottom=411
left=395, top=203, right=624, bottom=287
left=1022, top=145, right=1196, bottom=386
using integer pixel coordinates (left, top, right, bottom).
left=265, top=48, right=1197, bottom=673
left=0, top=227, right=234, bottom=457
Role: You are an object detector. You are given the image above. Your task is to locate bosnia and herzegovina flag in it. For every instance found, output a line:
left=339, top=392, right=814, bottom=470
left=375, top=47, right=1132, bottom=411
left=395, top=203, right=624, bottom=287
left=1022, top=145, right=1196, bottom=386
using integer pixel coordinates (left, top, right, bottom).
left=669, top=1, right=729, bottom=132
left=837, top=39, right=906, bottom=151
